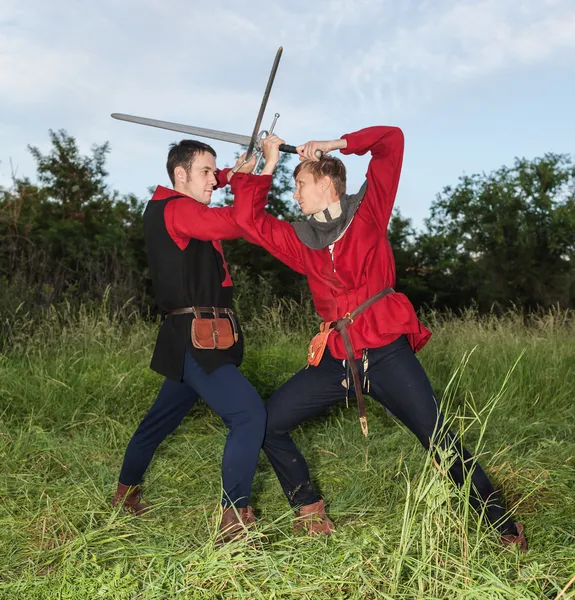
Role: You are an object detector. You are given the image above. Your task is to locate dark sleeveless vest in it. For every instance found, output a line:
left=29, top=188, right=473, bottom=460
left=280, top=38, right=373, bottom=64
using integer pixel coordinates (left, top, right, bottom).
left=143, top=196, right=243, bottom=380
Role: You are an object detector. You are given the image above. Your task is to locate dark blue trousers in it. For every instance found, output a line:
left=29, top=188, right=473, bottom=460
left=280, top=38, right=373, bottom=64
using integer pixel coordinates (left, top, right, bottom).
left=119, top=350, right=266, bottom=507
left=263, top=335, right=517, bottom=535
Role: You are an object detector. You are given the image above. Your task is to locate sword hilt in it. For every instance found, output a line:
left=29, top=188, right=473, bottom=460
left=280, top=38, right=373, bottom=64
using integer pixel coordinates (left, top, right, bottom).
left=280, top=144, right=323, bottom=160
left=253, top=113, right=281, bottom=173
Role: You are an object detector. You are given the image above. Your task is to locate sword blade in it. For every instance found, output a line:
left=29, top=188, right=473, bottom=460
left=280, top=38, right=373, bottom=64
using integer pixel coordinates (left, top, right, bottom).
left=111, top=113, right=252, bottom=147
left=245, top=46, right=283, bottom=159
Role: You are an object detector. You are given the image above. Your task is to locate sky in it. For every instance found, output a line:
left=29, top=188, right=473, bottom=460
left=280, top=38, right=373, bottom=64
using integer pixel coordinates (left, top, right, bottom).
left=1, top=0, right=574, bottom=230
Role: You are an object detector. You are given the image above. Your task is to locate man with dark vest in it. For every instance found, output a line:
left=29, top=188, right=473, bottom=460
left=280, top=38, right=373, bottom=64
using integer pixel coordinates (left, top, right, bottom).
left=112, top=140, right=267, bottom=543
left=230, top=129, right=528, bottom=551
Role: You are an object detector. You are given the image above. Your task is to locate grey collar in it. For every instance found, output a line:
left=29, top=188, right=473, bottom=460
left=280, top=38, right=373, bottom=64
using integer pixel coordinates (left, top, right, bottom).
left=292, top=180, right=368, bottom=249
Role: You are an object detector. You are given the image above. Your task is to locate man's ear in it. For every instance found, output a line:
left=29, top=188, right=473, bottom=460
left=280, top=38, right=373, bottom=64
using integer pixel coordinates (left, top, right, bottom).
left=174, top=166, right=187, bottom=184
left=320, top=176, right=332, bottom=193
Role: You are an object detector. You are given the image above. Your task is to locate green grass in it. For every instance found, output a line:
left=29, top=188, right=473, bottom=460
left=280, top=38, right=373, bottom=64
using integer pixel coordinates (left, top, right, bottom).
left=0, top=304, right=574, bottom=598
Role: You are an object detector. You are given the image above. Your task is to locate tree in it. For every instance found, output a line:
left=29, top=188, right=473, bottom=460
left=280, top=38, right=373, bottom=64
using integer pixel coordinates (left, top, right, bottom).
left=387, top=209, right=424, bottom=304
left=0, top=130, right=148, bottom=311
left=424, top=153, right=575, bottom=310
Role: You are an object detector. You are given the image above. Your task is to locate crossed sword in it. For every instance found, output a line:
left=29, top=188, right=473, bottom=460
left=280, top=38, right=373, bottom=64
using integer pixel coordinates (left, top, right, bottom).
left=112, top=47, right=321, bottom=172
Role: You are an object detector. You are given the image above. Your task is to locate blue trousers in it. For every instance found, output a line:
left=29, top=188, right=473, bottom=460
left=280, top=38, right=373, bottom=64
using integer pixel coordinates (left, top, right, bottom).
left=263, top=335, right=517, bottom=535
left=119, top=350, right=266, bottom=507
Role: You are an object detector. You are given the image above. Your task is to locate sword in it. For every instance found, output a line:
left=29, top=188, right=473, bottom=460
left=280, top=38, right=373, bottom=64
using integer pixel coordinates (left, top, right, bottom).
left=110, top=113, right=255, bottom=147
left=244, top=46, right=283, bottom=161
left=111, top=46, right=321, bottom=163
left=110, top=112, right=300, bottom=157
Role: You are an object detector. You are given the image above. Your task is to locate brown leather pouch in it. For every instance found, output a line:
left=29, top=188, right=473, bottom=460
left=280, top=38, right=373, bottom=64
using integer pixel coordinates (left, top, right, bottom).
left=307, top=321, right=333, bottom=366
left=190, top=308, right=238, bottom=350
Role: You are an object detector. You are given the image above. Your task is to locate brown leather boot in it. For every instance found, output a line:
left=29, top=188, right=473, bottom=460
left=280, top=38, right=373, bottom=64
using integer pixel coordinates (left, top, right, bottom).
left=294, top=499, right=335, bottom=536
left=240, top=506, right=256, bottom=527
left=112, top=483, right=151, bottom=515
left=501, top=522, right=528, bottom=552
left=217, top=506, right=256, bottom=545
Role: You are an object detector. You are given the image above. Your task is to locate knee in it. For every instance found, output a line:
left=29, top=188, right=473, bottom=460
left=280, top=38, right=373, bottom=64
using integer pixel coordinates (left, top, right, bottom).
left=232, top=398, right=267, bottom=434
left=251, top=403, right=267, bottom=432
left=264, top=416, right=280, bottom=437
left=415, top=417, right=451, bottom=453
left=264, top=404, right=291, bottom=438
left=427, top=432, right=467, bottom=464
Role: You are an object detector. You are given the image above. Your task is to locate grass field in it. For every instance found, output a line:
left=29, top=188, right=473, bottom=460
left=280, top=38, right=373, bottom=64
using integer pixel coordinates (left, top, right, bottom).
left=1, top=304, right=574, bottom=599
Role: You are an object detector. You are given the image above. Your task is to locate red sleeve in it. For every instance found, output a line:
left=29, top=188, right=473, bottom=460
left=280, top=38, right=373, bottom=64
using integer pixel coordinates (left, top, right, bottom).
left=340, top=126, right=404, bottom=234
left=231, top=173, right=307, bottom=274
left=164, top=198, right=244, bottom=249
left=214, top=168, right=231, bottom=190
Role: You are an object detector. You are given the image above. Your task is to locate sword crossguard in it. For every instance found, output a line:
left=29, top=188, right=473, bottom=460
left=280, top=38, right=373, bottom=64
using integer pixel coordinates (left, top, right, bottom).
left=252, top=113, right=280, bottom=173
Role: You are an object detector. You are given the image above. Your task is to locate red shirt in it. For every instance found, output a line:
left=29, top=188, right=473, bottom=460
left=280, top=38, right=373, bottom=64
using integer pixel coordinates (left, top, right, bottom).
left=231, top=126, right=432, bottom=360
left=151, top=167, right=241, bottom=286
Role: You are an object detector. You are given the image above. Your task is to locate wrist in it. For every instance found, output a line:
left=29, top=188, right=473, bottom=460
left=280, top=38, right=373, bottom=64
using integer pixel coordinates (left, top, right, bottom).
left=331, top=138, right=347, bottom=151
left=261, top=161, right=278, bottom=175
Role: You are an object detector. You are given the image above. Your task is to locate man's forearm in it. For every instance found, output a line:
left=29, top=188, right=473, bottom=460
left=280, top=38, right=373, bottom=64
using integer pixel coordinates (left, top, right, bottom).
left=332, top=138, right=348, bottom=152
left=261, top=160, right=278, bottom=176
left=259, top=136, right=348, bottom=174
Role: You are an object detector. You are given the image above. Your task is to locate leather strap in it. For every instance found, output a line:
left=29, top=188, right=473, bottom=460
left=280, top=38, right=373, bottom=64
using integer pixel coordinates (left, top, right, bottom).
left=333, top=287, right=394, bottom=437
left=167, top=306, right=235, bottom=317
left=347, top=287, right=395, bottom=322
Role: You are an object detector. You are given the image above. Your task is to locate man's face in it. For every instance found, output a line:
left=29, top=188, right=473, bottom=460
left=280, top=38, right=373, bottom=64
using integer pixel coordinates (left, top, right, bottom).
left=293, top=170, right=329, bottom=215
left=176, top=152, right=218, bottom=205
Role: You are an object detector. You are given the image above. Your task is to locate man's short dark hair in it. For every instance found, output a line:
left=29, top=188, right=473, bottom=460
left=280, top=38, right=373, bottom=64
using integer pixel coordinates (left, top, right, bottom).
left=294, top=156, right=347, bottom=197
left=166, top=140, right=217, bottom=186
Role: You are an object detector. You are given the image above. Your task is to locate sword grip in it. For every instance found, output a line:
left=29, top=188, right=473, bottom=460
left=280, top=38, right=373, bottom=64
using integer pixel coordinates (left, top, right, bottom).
left=279, top=144, right=323, bottom=159
left=279, top=144, right=297, bottom=154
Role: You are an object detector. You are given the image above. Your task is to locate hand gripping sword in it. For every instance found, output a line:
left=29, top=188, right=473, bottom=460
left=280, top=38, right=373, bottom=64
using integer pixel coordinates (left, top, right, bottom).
left=111, top=47, right=321, bottom=171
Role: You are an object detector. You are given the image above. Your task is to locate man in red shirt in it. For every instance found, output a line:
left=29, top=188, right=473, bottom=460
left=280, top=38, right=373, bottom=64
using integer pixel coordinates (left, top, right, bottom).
left=230, top=129, right=527, bottom=550
left=112, top=140, right=270, bottom=544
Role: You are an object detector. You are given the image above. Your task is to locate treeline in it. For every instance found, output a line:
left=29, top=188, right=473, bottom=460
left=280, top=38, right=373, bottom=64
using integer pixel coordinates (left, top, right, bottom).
left=1, top=130, right=574, bottom=329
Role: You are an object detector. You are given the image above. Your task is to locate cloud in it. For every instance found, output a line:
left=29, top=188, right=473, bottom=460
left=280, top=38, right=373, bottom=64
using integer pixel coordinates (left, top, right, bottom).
left=1, top=0, right=574, bottom=217
left=344, top=0, right=575, bottom=116
left=0, top=33, right=89, bottom=103
left=2, top=0, right=574, bottom=119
